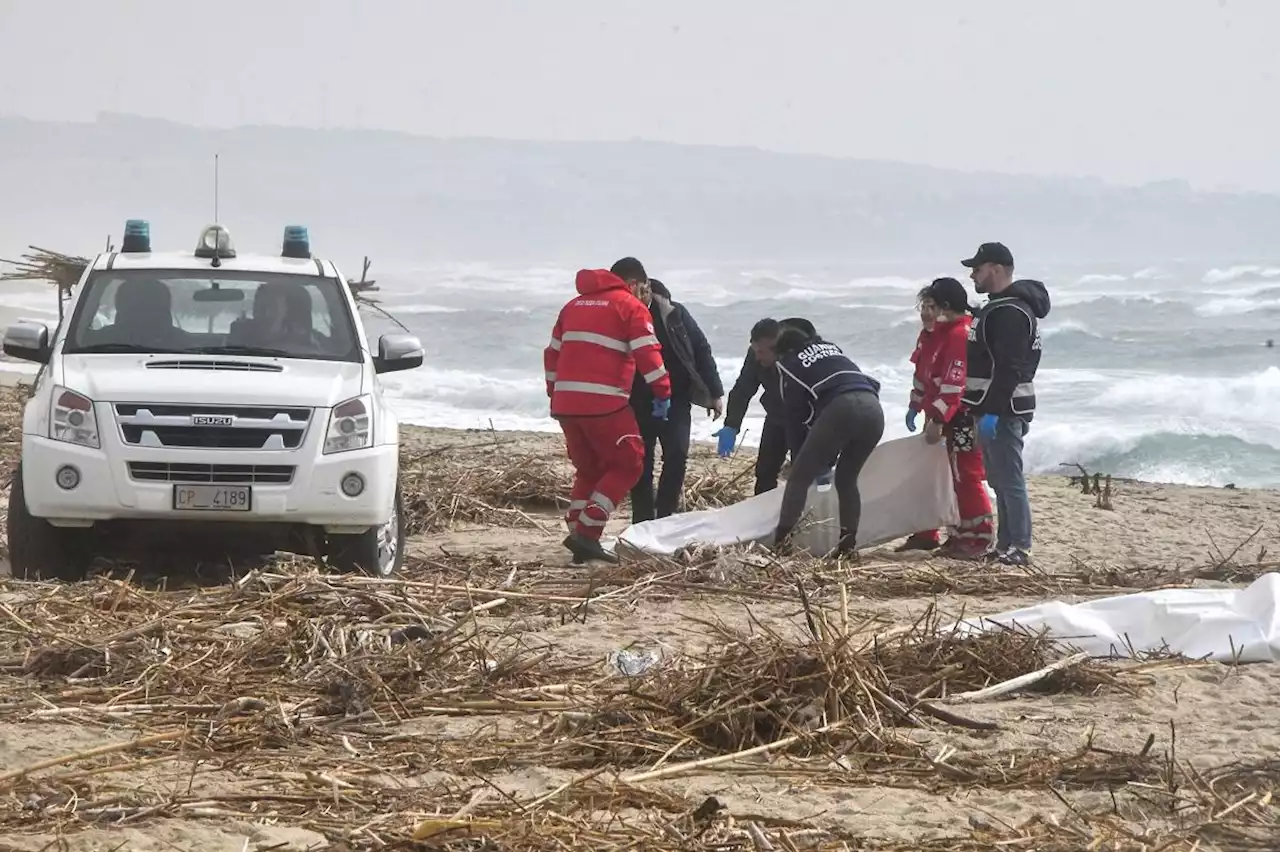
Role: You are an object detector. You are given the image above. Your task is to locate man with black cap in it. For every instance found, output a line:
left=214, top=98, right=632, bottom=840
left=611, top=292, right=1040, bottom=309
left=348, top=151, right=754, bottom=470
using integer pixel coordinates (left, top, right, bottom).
left=960, top=242, right=1051, bottom=567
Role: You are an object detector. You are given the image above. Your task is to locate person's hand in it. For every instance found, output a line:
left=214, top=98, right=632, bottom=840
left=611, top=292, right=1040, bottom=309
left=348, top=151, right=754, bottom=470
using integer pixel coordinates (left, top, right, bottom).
left=924, top=419, right=944, bottom=445
left=905, top=408, right=918, bottom=433
left=652, top=397, right=671, bottom=421
left=815, top=467, right=834, bottom=486
left=977, top=414, right=999, bottom=442
left=707, top=397, right=724, bottom=420
left=713, top=426, right=737, bottom=458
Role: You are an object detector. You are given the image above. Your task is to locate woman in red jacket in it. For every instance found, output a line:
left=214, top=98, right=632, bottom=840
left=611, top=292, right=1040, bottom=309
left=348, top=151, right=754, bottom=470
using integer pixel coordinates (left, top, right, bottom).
left=898, top=277, right=994, bottom=559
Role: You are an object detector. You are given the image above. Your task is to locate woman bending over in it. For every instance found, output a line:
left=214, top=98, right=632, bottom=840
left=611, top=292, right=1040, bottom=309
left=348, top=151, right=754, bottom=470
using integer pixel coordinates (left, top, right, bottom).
left=772, top=325, right=885, bottom=557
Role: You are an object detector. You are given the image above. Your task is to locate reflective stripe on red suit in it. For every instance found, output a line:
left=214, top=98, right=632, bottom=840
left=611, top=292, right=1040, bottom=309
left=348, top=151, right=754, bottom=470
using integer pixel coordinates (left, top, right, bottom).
left=544, top=269, right=672, bottom=417
left=909, top=316, right=993, bottom=545
left=545, top=270, right=672, bottom=539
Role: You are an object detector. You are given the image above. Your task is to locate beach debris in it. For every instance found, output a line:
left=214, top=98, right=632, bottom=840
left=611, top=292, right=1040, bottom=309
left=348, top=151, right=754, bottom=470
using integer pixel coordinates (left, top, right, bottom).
left=608, top=646, right=663, bottom=677
left=1095, top=474, right=1115, bottom=510
left=0, top=245, right=90, bottom=297
left=0, top=383, right=1277, bottom=849
left=1062, top=462, right=1096, bottom=493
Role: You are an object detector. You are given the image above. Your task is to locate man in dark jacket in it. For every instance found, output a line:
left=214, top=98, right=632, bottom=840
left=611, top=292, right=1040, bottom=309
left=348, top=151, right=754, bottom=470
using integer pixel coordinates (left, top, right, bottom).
left=625, top=266, right=725, bottom=523
left=715, top=317, right=816, bottom=494
left=961, top=242, right=1051, bottom=568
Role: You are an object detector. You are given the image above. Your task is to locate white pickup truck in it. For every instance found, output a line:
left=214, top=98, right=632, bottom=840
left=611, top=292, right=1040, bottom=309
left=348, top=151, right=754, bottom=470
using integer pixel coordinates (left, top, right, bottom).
left=2, top=221, right=424, bottom=580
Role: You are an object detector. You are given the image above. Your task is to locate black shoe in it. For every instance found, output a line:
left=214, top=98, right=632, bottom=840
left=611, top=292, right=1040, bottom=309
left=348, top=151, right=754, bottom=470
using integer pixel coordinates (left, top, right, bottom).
left=563, top=535, right=586, bottom=565
left=564, top=532, right=619, bottom=565
left=830, top=529, right=859, bottom=562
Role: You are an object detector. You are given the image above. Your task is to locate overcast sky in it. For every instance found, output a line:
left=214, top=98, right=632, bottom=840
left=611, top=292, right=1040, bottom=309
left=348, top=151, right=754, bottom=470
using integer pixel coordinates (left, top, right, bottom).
left=1, top=0, right=1276, bottom=192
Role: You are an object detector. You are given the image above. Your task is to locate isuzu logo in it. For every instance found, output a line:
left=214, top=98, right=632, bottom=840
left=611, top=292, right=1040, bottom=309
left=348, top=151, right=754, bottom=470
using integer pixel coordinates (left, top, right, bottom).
left=190, top=414, right=234, bottom=427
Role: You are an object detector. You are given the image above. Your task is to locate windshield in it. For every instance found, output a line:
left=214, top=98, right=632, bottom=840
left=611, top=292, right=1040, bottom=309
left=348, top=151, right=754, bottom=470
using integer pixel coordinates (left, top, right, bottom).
left=62, top=270, right=362, bottom=361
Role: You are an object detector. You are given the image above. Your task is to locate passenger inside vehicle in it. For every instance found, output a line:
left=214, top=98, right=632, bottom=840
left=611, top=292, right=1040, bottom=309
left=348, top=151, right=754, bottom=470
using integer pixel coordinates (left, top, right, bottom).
left=229, top=281, right=330, bottom=353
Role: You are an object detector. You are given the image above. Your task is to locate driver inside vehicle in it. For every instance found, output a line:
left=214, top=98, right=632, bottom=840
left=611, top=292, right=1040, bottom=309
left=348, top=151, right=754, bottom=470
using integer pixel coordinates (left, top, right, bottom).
left=94, top=278, right=190, bottom=349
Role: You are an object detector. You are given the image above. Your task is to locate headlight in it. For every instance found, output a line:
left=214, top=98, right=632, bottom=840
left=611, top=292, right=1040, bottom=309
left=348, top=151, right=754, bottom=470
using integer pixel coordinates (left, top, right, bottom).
left=324, top=394, right=372, bottom=454
left=50, top=386, right=100, bottom=448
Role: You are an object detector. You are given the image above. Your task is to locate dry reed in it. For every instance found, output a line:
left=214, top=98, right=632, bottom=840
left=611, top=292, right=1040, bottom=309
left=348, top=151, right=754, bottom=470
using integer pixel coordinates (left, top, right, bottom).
left=0, top=561, right=1271, bottom=849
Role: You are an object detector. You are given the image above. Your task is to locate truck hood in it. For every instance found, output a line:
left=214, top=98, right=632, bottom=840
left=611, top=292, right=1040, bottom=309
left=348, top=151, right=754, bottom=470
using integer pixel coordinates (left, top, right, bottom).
left=57, top=354, right=366, bottom=408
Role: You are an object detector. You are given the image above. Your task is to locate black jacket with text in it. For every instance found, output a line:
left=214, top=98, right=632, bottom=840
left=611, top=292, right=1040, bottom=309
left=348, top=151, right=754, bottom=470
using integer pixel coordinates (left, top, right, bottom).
left=776, top=338, right=881, bottom=456
left=962, top=280, right=1051, bottom=420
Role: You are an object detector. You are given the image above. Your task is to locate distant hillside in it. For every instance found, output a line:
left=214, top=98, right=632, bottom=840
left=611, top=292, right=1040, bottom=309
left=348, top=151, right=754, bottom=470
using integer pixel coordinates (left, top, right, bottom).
left=1, top=112, right=1278, bottom=266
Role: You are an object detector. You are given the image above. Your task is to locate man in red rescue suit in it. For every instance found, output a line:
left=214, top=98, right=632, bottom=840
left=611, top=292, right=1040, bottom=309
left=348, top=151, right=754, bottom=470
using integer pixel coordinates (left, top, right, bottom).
left=899, top=277, right=994, bottom=559
left=544, top=259, right=673, bottom=564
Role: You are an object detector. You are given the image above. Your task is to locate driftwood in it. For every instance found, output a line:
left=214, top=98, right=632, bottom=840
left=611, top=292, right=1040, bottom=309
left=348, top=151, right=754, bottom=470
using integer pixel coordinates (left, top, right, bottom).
left=1062, top=463, right=1117, bottom=508
left=941, top=651, right=1092, bottom=704
left=1095, top=474, right=1115, bottom=510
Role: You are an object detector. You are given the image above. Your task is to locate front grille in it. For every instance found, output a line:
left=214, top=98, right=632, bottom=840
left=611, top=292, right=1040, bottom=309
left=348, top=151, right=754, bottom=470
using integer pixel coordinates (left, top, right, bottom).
left=114, top=404, right=311, bottom=450
left=129, top=462, right=296, bottom=484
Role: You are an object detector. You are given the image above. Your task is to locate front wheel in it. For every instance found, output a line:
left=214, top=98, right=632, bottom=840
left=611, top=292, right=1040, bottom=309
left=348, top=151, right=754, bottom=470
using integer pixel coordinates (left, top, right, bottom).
left=327, top=485, right=404, bottom=577
left=6, top=463, right=94, bottom=582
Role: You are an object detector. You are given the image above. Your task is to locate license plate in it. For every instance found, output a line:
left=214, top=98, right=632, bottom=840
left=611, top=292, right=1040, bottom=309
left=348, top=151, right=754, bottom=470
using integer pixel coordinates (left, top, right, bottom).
left=172, top=485, right=251, bottom=512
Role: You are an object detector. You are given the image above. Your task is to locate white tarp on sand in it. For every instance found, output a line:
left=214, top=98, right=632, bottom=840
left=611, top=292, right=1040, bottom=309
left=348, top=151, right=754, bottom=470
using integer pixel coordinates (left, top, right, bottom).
left=957, top=574, right=1280, bottom=663
left=618, top=435, right=961, bottom=556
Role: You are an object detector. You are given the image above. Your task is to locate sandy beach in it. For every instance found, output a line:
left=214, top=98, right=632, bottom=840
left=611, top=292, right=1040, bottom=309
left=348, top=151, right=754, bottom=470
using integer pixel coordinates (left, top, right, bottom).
left=0, top=361, right=1278, bottom=849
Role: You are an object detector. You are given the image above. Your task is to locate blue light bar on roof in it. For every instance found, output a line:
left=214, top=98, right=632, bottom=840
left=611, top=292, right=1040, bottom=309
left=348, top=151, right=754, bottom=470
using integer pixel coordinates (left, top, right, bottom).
left=282, top=225, right=311, bottom=259
left=121, top=219, right=151, bottom=253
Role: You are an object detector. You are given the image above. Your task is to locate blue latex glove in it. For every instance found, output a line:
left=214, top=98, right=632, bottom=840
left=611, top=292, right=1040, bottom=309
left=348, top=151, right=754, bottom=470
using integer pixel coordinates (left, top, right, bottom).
left=977, top=414, right=999, bottom=442
left=714, top=426, right=737, bottom=458
left=905, top=408, right=919, bottom=433
left=652, top=397, right=671, bottom=421
left=815, top=467, right=834, bottom=486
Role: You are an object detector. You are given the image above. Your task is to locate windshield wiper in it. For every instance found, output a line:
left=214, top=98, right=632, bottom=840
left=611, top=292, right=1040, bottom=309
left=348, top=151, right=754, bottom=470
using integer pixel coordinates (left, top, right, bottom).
left=189, top=345, right=294, bottom=358
left=72, top=343, right=186, bottom=354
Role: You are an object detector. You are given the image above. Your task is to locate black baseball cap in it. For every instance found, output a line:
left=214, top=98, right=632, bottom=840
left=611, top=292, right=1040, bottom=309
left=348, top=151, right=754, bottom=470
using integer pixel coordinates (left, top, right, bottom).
left=961, top=242, right=1014, bottom=268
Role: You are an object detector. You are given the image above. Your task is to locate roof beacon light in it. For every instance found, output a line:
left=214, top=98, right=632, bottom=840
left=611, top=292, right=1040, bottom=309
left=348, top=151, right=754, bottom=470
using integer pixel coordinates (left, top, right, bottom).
left=194, top=224, right=236, bottom=260
left=121, top=219, right=151, bottom=253
left=281, top=225, right=311, bottom=259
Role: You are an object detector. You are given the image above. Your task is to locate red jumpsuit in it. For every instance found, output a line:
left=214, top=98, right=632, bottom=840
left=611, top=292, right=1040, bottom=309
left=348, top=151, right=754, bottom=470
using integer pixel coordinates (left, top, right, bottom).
left=544, top=270, right=672, bottom=541
left=908, top=315, right=994, bottom=554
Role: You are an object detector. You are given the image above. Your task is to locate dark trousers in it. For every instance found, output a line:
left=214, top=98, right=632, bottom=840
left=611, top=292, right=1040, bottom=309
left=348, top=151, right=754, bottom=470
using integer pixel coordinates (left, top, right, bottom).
left=777, top=390, right=885, bottom=540
left=630, top=400, right=693, bottom=523
left=754, top=415, right=789, bottom=495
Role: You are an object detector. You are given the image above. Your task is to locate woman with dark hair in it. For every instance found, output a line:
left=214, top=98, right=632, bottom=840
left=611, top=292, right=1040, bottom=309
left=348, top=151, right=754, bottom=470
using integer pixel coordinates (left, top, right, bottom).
left=900, top=277, right=994, bottom=559
left=772, top=323, right=884, bottom=558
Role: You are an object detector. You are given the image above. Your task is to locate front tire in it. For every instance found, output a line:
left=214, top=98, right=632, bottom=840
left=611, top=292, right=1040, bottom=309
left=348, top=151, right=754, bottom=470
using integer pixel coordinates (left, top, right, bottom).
left=6, top=463, right=94, bottom=582
left=327, top=485, right=404, bottom=577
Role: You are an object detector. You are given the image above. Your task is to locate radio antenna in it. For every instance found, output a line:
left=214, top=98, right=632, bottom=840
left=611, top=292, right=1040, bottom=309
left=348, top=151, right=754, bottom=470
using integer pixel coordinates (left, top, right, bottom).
left=214, top=154, right=220, bottom=222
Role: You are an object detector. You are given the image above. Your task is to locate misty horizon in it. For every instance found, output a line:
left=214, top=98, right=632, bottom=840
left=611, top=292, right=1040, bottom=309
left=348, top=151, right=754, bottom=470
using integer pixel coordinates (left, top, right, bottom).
left=3, top=111, right=1280, bottom=269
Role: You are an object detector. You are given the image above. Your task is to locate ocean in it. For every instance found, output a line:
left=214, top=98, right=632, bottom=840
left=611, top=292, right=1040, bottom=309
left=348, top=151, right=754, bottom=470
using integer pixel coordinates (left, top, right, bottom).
left=4, top=258, right=1280, bottom=488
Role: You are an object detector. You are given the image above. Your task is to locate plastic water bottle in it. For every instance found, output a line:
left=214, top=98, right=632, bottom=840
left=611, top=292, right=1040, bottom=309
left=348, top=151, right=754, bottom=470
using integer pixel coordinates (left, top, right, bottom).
left=794, top=480, right=840, bottom=556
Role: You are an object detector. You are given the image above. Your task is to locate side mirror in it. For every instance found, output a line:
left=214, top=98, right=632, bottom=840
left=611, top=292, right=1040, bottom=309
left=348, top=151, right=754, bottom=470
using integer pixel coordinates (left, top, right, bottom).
left=373, top=332, right=424, bottom=374
left=3, top=321, right=51, bottom=364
